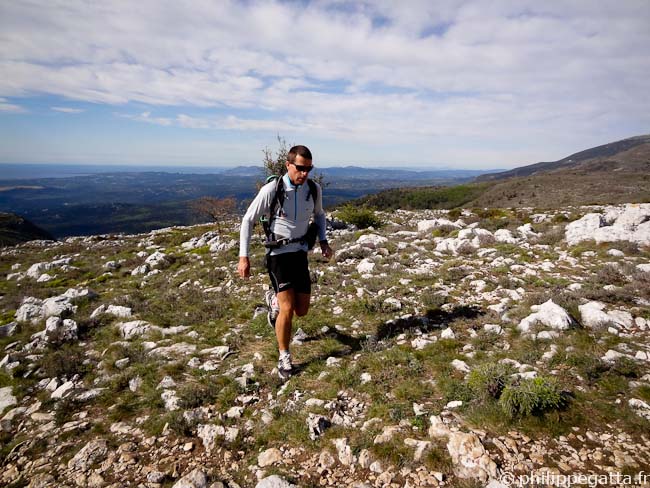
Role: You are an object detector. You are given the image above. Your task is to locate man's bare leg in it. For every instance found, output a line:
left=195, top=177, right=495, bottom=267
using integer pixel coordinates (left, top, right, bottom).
left=275, top=290, right=311, bottom=378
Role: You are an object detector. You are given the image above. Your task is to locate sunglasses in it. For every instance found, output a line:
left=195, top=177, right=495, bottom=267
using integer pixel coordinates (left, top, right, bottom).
left=291, top=163, right=314, bottom=173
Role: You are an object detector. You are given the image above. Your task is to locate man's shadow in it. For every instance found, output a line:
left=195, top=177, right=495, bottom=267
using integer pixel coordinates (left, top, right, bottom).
left=293, top=305, right=484, bottom=374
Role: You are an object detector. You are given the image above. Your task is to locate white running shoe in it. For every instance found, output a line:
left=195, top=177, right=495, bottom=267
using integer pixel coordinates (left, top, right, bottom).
left=277, top=352, right=293, bottom=380
left=265, top=289, right=279, bottom=328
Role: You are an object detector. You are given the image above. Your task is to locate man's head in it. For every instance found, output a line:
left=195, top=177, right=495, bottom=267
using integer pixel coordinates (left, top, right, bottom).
left=286, top=145, right=313, bottom=185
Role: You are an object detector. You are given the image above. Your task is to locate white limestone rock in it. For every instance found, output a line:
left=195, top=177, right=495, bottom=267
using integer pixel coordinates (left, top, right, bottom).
left=418, top=218, right=461, bottom=233
left=92, top=304, right=132, bottom=319
left=628, top=399, right=650, bottom=421
left=131, top=264, right=150, bottom=276
left=161, top=390, right=181, bottom=411
left=441, top=328, right=456, bottom=340
left=44, top=316, right=78, bottom=343
left=171, top=468, right=208, bottom=488
left=307, top=413, right=332, bottom=440
left=258, top=447, right=283, bottom=467
left=0, top=387, right=17, bottom=414
left=0, top=322, right=18, bottom=338
left=15, top=297, right=44, bottom=324
left=517, top=300, right=574, bottom=333
left=494, top=229, right=517, bottom=243
left=357, top=233, right=388, bottom=248
left=357, top=259, right=375, bottom=274
left=67, top=439, right=108, bottom=472
left=255, top=476, right=297, bottom=488
left=517, top=223, right=538, bottom=239
left=579, top=301, right=633, bottom=330
left=145, top=251, right=171, bottom=269
left=382, top=297, right=402, bottom=311
left=447, top=432, right=498, bottom=482
left=566, top=204, right=650, bottom=245
left=42, top=295, right=76, bottom=319
left=333, top=437, right=356, bottom=465
left=118, top=320, right=153, bottom=339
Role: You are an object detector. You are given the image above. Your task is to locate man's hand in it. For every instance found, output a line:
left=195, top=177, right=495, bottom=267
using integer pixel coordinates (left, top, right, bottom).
left=238, top=256, right=250, bottom=278
left=320, top=241, right=333, bottom=260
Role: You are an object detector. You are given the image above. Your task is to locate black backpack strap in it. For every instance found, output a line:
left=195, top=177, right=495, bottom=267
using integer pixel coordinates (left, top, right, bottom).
left=263, top=177, right=284, bottom=243
left=270, top=177, right=285, bottom=220
left=306, top=179, right=318, bottom=207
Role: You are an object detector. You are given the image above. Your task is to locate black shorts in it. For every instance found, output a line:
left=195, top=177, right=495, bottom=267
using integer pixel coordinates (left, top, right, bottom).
left=267, top=251, right=311, bottom=294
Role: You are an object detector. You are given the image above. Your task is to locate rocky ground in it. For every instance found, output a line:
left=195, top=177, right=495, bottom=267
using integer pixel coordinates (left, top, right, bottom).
left=1, top=203, right=649, bottom=488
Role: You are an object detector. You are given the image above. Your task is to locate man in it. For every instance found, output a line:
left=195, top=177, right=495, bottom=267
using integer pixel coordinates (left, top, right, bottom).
left=238, top=145, right=333, bottom=380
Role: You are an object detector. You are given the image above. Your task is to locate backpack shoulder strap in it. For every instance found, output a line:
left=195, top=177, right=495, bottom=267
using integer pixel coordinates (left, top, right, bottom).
left=269, top=177, right=285, bottom=219
left=307, top=179, right=318, bottom=207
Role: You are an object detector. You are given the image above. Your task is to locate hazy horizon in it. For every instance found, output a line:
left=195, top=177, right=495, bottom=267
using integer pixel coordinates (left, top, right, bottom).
left=0, top=162, right=504, bottom=180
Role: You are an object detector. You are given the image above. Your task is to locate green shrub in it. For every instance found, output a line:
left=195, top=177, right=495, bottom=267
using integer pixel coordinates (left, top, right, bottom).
left=467, top=363, right=512, bottom=399
left=40, top=344, right=89, bottom=379
left=498, top=376, right=565, bottom=418
left=337, top=205, right=383, bottom=229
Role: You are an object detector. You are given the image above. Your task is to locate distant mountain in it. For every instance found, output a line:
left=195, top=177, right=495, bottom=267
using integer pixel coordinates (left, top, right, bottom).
left=0, top=212, right=54, bottom=246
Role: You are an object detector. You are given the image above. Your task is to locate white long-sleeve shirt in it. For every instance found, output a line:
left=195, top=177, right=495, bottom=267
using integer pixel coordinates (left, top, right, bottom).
left=239, top=174, right=326, bottom=257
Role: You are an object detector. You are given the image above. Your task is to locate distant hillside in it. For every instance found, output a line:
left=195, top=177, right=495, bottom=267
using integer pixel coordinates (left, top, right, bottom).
left=349, top=135, right=650, bottom=210
left=477, top=134, right=650, bottom=181
left=0, top=212, right=54, bottom=246
left=470, top=134, right=650, bottom=207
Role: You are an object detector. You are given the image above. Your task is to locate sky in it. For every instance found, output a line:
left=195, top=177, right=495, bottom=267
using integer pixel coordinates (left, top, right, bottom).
left=0, top=0, right=649, bottom=170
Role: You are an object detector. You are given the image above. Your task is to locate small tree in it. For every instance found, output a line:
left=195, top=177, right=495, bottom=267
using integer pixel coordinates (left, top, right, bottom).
left=261, top=135, right=326, bottom=188
left=262, top=135, right=290, bottom=181
left=191, top=196, right=237, bottom=232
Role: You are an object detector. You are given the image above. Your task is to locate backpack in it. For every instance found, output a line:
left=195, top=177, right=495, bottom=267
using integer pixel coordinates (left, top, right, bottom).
left=261, top=175, right=319, bottom=250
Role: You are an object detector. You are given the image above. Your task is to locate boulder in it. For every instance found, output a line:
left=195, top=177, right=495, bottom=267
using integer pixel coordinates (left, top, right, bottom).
left=0, top=322, right=18, bottom=338
left=566, top=204, right=650, bottom=246
left=255, top=476, right=297, bottom=488
left=0, top=387, right=17, bottom=414
left=357, top=233, right=388, bottom=248
left=42, top=296, right=76, bottom=319
left=494, top=229, right=517, bottom=243
left=357, top=259, right=375, bottom=274
left=307, top=413, right=331, bottom=440
left=171, top=468, right=208, bottom=488
left=565, top=213, right=604, bottom=245
left=67, top=439, right=108, bottom=472
left=579, top=301, right=633, bottom=330
left=517, top=300, right=575, bottom=333
left=118, top=320, right=152, bottom=339
left=418, top=218, right=460, bottom=233
left=145, top=251, right=171, bottom=269
left=44, top=316, right=78, bottom=343
left=447, top=432, right=498, bottom=482
left=15, top=297, right=44, bottom=324
left=258, top=447, right=283, bottom=467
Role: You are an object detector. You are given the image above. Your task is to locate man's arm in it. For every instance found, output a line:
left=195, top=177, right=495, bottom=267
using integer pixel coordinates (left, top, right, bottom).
left=238, top=184, right=273, bottom=278
left=313, top=182, right=333, bottom=260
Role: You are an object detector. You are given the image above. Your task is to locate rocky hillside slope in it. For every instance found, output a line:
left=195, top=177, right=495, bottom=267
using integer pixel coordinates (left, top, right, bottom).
left=1, top=204, right=650, bottom=487
left=468, top=135, right=650, bottom=208
left=0, top=213, right=54, bottom=247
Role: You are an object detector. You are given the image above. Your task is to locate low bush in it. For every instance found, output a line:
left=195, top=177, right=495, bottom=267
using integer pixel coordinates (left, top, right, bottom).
left=336, top=205, right=383, bottom=229
left=467, top=363, right=512, bottom=400
left=498, top=376, right=565, bottom=418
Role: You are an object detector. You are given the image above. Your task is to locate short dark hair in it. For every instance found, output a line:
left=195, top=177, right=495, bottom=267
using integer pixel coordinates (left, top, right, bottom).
left=287, top=145, right=312, bottom=163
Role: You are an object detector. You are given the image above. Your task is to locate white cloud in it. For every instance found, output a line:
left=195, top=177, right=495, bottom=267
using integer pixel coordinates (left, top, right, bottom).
left=0, top=97, right=25, bottom=113
left=0, top=0, right=649, bottom=167
left=51, top=106, right=85, bottom=113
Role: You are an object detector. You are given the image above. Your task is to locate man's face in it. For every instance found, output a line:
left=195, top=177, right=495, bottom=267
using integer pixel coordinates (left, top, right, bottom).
left=286, top=154, right=313, bottom=185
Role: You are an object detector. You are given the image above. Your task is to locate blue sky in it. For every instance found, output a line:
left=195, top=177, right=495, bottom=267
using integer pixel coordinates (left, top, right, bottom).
left=1, top=0, right=649, bottom=169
